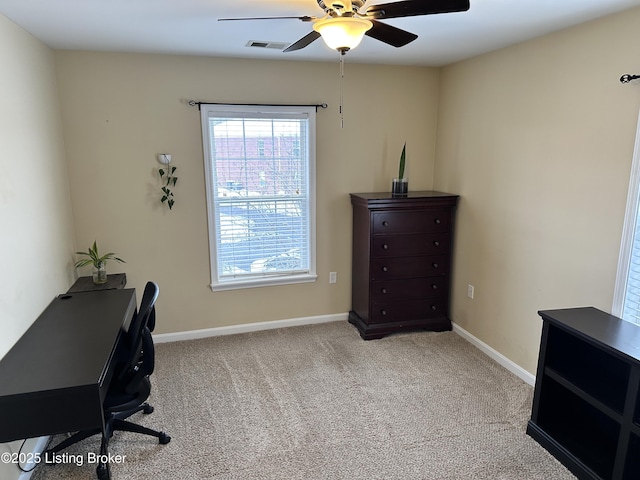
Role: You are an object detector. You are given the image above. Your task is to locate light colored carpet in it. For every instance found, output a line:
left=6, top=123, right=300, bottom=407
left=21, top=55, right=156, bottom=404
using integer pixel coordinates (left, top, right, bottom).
left=31, top=321, right=575, bottom=479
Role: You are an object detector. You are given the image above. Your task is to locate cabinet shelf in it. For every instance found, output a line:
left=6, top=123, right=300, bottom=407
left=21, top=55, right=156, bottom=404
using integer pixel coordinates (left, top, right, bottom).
left=544, top=367, right=622, bottom=423
left=623, top=434, right=640, bottom=480
left=544, top=324, right=629, bottom=413
left=528, top=307, right=640, bottom=480
left=535, top=374, right=619, bottom=479
left=635, top=383, right=640, bottom=426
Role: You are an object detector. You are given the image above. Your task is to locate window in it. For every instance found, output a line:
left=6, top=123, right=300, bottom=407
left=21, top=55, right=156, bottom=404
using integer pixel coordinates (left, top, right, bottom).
left=614, top=110, right=640, bottom=323
left=200, top=104, right=316, bottom=291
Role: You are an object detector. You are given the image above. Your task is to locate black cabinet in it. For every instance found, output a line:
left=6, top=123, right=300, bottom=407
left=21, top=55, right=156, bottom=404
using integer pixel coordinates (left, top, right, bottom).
left=527, top=307, right=640, bottom=480
left=348, top=191, right=458, bottom=340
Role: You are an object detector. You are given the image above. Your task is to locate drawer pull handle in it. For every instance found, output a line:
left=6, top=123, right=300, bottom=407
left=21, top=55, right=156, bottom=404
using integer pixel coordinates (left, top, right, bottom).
left=382, top=221, right=389, bottom=227
left=382, top=244, right=389, bottom=250
left=433, top=241, right=440, bottom=247
left=432, top=263, right=439, bottom=268
left=432, top=284, right=438, bottom=289
left=382, top=266, right=388, bottom=272
left=434, top=219, right=441, bottom=225
left=381, top=310, right=387, bottom=316
left=381, top=288, right=387, bottom=294
left=431, top=305, right=437, bottom=311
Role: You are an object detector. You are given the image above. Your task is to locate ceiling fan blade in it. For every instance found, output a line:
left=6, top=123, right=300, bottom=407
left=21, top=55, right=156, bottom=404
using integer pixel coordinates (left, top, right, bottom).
left=365, top=20, right=417, bottom=48
left=218, top=16, right=316, bottom=22
left=365, top=0, right=470, bottom=19
left=283, top=31, right=322, bottom=52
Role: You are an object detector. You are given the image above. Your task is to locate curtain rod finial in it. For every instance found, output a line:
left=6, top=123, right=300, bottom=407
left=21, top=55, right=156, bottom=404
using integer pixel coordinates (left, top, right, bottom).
left=621, top=74, right=640, bottom=84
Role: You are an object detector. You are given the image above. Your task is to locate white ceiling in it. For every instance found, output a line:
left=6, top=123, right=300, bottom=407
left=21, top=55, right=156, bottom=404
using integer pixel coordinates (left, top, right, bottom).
left=1, top=0, right=639, bottom=66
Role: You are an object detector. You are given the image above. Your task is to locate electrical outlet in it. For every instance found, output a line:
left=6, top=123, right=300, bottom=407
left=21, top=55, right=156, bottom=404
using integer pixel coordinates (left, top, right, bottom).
left=467, top=284, right=475, bottom=299
left=329, top=272, right=337, bottom=284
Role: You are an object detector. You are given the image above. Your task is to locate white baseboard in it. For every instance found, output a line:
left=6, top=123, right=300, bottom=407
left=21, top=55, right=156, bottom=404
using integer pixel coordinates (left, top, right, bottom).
left=452, top=322, right=536, bottom=386
left=152, top=312, right=349, bottom=343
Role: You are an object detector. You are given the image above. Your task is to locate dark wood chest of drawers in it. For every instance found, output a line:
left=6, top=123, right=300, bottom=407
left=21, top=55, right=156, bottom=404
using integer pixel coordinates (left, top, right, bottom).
left=349, top=191, right=459, bottom=339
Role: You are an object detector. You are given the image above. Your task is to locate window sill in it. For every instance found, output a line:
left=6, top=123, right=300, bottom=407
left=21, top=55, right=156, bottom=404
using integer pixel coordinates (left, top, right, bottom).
left=210, top=273, right=317, bottom=292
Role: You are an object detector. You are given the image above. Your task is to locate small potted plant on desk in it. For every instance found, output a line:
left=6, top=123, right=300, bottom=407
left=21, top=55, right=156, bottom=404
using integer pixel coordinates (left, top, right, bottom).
left=74, top=241, right=126, bottom=285
left=392, top=142, right=408, bottom=197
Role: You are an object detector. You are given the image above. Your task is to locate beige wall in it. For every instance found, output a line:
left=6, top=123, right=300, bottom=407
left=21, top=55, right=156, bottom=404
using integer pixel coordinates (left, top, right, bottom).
left=435, top=7, right=640, bottom=373
left=54, top=51, right=440, bottom=334
left=0, top=15, right=75, bottom=360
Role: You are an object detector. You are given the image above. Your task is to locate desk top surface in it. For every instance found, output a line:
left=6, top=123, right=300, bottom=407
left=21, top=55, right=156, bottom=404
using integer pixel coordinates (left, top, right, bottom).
left=0, top=289, right=137, bottom=396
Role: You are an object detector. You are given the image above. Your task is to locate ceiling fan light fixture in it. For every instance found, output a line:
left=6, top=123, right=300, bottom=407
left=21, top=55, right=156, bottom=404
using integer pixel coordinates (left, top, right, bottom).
left=313, top=16, right=373, bottom=52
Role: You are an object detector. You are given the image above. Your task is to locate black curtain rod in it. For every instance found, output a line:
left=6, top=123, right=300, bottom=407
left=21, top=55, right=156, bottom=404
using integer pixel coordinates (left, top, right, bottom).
left=620, top=74, right=640, bottom=84
left=188, top=100, right=328, bottom=111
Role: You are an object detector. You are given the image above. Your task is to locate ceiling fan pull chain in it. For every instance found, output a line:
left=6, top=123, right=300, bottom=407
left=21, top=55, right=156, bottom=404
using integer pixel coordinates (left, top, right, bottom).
left=339, top=52, right=345, bottom=128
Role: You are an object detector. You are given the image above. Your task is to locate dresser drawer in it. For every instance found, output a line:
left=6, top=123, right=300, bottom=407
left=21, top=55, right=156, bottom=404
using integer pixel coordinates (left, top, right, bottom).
left=372, top=233, right=450, bottom=258
left=371, top=277, right=448, bottom=300
left=369, top=298, right=448, bottom=324
left=372, top=210, right=451, bottom=234
left=371, top=255, right=448, bottom=281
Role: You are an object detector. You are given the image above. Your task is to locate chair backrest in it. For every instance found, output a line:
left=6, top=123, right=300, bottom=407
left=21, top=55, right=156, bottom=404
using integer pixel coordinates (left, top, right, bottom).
left=116, top=281, right=159, bottom=391
left=124, top=282, right=159, bottom=352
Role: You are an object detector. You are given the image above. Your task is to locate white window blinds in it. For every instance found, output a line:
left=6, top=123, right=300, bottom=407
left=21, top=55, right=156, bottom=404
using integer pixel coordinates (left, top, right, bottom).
left=621, top=219, right=640, bottom=324
left=614, top=109, right=640, bottom=324
left=201, top=105, right=316, bottom=290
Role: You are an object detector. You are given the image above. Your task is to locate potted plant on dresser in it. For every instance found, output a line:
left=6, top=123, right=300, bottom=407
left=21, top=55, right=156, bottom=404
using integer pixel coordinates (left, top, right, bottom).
left=392, top=142, right=408, bottom=197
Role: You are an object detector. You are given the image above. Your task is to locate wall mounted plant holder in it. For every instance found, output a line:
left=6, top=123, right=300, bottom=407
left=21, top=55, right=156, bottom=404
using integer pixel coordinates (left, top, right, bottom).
left=158, top=154, right=172, bottom=164
left=157, top=154, right=178, bottom=210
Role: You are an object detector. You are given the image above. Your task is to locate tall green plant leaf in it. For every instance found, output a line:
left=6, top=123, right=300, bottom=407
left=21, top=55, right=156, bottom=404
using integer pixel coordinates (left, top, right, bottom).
left=399, top=142, right=406, bottom=179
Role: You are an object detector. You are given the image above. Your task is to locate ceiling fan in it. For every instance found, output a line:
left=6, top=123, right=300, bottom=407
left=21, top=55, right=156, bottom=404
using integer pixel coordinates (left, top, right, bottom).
left=219, top=0, right=471, bottom=54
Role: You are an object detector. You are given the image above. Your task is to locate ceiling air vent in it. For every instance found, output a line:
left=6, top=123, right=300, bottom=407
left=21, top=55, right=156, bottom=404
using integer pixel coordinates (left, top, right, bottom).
left=246, top=40, right=290, bottom=50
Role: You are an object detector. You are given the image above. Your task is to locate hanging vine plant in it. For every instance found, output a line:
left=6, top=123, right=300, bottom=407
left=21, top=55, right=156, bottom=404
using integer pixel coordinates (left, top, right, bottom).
left=159, top=165, right=178, bottom=210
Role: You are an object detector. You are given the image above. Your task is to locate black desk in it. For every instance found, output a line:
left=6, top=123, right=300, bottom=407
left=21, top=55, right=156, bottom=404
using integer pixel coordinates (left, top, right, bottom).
left=0, top=289, right=136, bottom=443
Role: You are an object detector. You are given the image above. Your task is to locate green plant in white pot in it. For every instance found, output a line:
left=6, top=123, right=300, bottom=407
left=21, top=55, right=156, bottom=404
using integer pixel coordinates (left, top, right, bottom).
left=392, top=142, right=408, bottom=197
left=74, top=241, right=125, bottom=285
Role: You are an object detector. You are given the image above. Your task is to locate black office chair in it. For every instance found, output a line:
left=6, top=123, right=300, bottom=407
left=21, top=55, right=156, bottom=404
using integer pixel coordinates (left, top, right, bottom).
left=46, top=281, right=171, bottom=480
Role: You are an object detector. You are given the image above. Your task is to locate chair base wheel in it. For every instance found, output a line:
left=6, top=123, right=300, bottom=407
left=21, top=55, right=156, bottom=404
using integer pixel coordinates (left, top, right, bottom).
left=143, top=404, right=154, bottom=414
left=159, top=432, right=171, bottom=444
